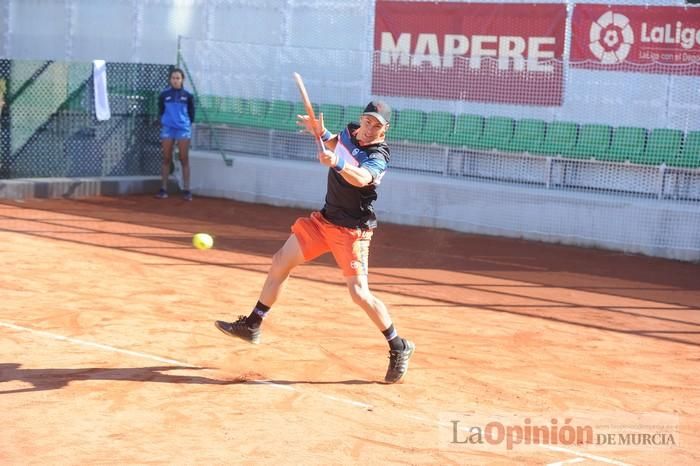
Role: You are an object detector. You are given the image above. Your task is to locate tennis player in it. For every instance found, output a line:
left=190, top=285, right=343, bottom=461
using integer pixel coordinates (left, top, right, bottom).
left=215, top=101, right=415, bottom=384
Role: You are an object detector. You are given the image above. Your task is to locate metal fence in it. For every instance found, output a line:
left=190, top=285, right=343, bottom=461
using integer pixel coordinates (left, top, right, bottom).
left=0, top=60, right=170, bottom=179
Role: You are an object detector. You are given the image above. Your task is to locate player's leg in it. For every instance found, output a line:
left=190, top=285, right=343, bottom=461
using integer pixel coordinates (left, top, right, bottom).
left=257, top=233, right=307, bottom=312
left=345, top=274, right=392, bottom=330
left=176, top=137, right=192, bottom=200
left=215, top=213, right=329, bottom=344
left=345, top=274, right=415, bottom=383
left=215, top=234, right=307, bottom=344
left=332, top=230, right=415, bottom=383
left=157, top=135, right=174, bottom=198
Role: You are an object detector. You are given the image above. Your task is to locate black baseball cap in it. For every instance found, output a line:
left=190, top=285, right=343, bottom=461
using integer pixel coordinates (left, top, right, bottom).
left=362, top=100, right=391, bottom=125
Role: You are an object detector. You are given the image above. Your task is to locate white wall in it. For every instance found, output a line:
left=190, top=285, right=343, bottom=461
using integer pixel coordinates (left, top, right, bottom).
left=0, top=0, right=374, bottom=63
left=2, top=0, right=698, bottom=130
left=189, top=150, right=700, bottom=262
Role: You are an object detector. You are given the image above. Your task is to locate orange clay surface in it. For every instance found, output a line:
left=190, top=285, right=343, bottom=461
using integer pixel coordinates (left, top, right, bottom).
left=0, top=195, right=698, bottom=465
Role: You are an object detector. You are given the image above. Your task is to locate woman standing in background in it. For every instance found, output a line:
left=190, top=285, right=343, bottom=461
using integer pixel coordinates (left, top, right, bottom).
left=155, top=68, right=195, bottom=201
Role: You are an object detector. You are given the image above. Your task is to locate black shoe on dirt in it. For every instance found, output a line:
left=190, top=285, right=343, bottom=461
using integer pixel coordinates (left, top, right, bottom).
left=384, top=339, right=415, bottom=384
left=215, top=316, right=261, bottom=344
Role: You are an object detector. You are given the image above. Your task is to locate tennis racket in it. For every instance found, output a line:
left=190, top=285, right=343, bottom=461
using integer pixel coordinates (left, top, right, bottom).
left=292, top=72, right=325, bottom=152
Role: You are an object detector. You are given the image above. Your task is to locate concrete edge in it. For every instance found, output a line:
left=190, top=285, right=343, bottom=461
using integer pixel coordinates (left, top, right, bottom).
left=0, top=176, right=170, bottom=200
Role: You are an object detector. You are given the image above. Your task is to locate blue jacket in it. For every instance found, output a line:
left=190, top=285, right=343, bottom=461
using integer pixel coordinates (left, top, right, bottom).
left=159, top=87, right=195, bottom=129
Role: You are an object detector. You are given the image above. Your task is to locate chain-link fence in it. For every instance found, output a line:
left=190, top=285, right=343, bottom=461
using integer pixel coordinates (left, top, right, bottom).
left=0, top=60, right=170, bottom=179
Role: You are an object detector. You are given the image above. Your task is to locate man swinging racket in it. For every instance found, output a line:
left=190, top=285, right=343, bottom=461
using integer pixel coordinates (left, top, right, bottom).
left=215, top=98, right=415, bottom=384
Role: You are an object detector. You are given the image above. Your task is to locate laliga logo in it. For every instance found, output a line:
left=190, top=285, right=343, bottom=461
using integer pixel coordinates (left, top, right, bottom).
left=589, top=11, right=634, bottom=64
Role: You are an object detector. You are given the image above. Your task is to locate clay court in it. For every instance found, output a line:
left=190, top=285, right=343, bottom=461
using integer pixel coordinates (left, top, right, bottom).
left=0, top=195, right=698, bottom=464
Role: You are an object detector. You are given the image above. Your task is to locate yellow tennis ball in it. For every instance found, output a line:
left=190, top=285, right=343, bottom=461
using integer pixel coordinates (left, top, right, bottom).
left=192, top=233, right=214, bottom=250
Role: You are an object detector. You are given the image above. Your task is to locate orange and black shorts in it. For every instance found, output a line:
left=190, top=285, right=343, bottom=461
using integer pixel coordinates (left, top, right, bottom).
left=291, top=211, right=373, bottom=277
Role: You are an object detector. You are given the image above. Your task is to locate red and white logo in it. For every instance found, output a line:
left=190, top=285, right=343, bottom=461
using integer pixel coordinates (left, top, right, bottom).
left=589, top=11, right=634, bottom=64
left=572, top=5, right=700, bottom=75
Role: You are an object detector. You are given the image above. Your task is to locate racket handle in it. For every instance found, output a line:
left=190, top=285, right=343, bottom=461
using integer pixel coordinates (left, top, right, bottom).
left=315, top=137, right=325, bottom=152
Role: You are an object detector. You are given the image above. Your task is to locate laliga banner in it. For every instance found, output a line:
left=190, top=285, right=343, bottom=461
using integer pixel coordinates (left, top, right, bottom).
left=372, top=2, right=566, bottom=106
left=572, top=4, right=700, bottom=74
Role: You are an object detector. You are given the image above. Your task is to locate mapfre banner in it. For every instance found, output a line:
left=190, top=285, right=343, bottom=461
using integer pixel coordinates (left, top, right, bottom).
left=572, top=4, right=700, bottom=74
left=372, top=2, right=566, bottom=106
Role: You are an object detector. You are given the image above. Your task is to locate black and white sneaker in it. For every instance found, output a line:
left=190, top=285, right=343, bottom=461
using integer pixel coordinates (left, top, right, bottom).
left=215, top=316, right=261, bottom=344
left=384, top=339, right=415, bottom=384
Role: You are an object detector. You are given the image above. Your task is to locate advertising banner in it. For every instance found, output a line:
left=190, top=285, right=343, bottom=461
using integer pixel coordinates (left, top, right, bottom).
left=372, top=1, right=567, bottom=106
left=571, top=4, right=700, bottom=75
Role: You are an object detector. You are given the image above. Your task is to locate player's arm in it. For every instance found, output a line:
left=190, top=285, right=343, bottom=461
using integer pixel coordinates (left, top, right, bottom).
left=320, top=129, right=339, bottom=151
left=318, top=150, right=386, bottom=188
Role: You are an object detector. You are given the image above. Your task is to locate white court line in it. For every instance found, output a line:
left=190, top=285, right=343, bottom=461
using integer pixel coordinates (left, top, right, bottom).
left=249, top=380, right=296, bottom=391
left=0, top=321, right=631, bottom=465
left=545, top=445, right=631, bottom=466
left=547, top=458, right=586, bottom=466
left=0, top=321, right=190, bottom=366
left=320, top=394, right=373, bottom=409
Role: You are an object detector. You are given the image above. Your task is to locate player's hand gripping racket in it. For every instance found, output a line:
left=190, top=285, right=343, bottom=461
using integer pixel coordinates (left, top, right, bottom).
left=292, top=72, right=325, bottom=152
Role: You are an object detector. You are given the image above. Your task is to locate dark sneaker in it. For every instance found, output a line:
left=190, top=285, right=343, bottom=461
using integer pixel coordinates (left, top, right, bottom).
left=155, top=188, right=168, bottom=199
left=215, top=316, right=261, bottom=344
left=183, top=190, right=193, bottom=201
left=384, top=339, right=415, bottom=384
